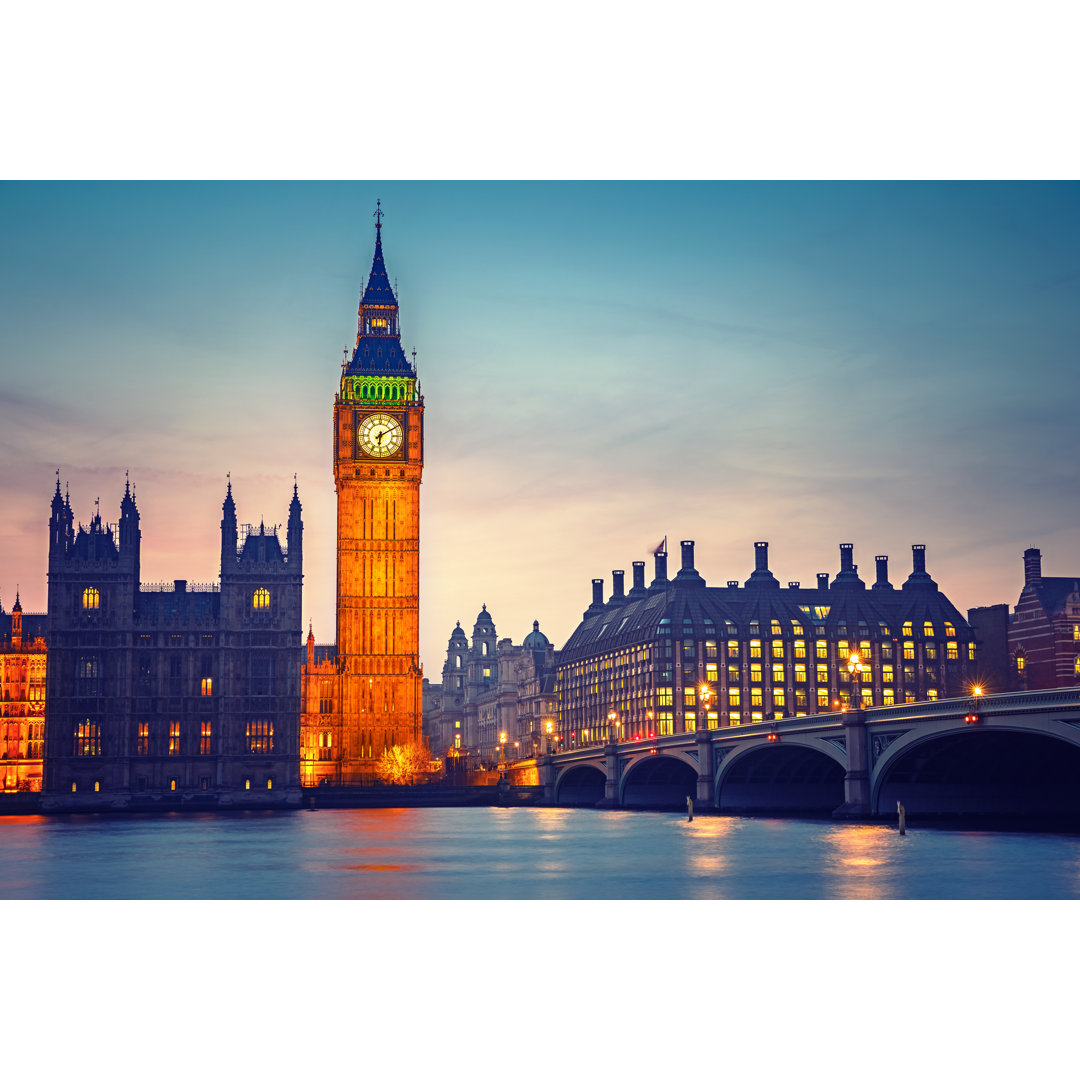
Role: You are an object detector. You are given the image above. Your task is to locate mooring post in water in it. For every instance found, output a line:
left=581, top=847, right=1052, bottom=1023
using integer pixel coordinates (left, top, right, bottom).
left=687, top=795, right=694, bottom=821
left=897, top=800, right=906, bottom=835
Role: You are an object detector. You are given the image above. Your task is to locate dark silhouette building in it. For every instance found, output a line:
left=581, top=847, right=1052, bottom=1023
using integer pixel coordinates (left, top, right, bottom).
left=42, top=476, right=303, bottom=809
left=1008, top=547, right=1080, bottom=689
left=556, top=540, right=979, bottom=746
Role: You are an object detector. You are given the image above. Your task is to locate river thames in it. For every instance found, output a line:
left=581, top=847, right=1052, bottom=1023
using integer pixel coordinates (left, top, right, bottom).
left=2, top=806, right=1080, bottom=899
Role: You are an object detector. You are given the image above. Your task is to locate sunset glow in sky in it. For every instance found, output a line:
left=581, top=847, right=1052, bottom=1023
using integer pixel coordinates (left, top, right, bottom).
left=2, top=181, right=1078, bottom=672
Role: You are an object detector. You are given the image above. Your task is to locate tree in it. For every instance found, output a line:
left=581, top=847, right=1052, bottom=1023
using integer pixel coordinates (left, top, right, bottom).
left=374, top=741, right=436, bottom=785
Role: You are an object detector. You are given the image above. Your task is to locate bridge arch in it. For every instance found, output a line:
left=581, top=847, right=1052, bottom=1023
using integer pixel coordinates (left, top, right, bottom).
left=553, top=762, right=606, bottom=807
left=715, top=736, right=846, bottom=814
left=872, top=717, right=1080, bottom=819
left=620, top=751, right=697, bottom=809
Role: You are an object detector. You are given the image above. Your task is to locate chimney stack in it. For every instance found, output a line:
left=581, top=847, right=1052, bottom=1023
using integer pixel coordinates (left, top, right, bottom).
left=874, top=555, right=891, bottom=589
left=817, top=573, right=829, bottom=591
left=1024, top=548, right=1042, bottom=587
left=840, top=544, right=854, bottom=573
left=610, top=569, right=626, bottom=603
left=681, top=540, right=695, bottom=570
left=912, top=544, right=927, bottom=575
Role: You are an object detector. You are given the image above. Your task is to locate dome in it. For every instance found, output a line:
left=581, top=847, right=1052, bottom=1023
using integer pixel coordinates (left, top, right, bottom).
left=474, top=603, right=494, bottom=628
left=449, top=620, right=467, bottom=644
left=522, top=619, right=549, bottom=650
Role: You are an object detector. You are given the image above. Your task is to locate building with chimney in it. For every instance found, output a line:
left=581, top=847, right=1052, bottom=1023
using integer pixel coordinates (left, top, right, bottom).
left=1008, top=547, right=1080, bottom=689
left=0, top=591, right=47, bottom=792
left=42, top=476, right=303, bottom=809
left=555, top=539, right=979, bottom=747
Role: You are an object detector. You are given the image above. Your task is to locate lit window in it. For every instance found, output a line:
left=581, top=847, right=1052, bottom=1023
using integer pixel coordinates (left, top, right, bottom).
left=883, top=665, right=894, bottom=684
left=729, top=713, right=741, bottom=725
left=169, top=778, right=177, bottom=791
left=168, top=722, right=181, bottom=755
left=82, top=587, right=100, bottom=610
left=267, top=778, right=273, bottom=790
left=94, top=780, right=100, bottom=793
left=1075, top=625, right=1080, bottom=642
left=968, top=644, right=977, bottom=661
left=883, top=689, right=895, bottom=706
left=791, top=621, right=804, bottom=636
left=945, top=623, right=956, bottom=638
left=705, top=663, right=718, bottom=681
left=750, top=639, right=762, bottom=659
left=727, top=641, right=739, bottom=658
left=902, top=622, right=913, bottom=637
left=253, top=588, right=270, bottom=610
left=1074, top=656, right=1080, bottom=676
left=246, top=721, right=274, bottom=754
left=750, top=663, right=762, bottom=683
left=201, top=677, right=213, bottom=697
left=771, top=640, right=785, bottom=659
left=903, top=642, right=915, bottom=661
left=946, top=642, right=958, bottom=661
left=772, top=663, right=784, bottom=682
left=816, top=664, right=828, bottom=683
left=815, top=640, right=828, bottom=660
left=728, top=688, right=741, bottom=707
left=684, top=714, right=696, bottom=732
left=137, top=722, right=149, bottom=755
left=923, top=621, right=934, bottom=638
left=794, top=640, right=807, bottom=659
left=773, top=688, right=785, bottom=708
left=245, top=778, right=251, bottom=790
left=817, top=689, right=830, bottom=708
left=794, top=663, right=807, bottom=683
left=927, top=689, right=939, bottom=701
left=74, top=721, right=101, bottom=756
left=200, top=722, right=212, bottom=755
left=751, top=689, right=763, bottom=708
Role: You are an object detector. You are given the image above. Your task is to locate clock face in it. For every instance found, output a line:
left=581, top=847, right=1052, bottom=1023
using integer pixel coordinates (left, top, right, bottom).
left=356, top=412, right=404, bottom=458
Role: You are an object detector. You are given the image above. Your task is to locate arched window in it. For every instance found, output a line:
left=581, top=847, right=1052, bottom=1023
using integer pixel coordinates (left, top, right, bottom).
left=82, top=587, right=100, bottom=610
left=253, top=588, right=270, bottom=610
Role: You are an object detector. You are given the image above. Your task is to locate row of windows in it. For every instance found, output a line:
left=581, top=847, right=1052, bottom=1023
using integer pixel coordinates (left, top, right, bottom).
left=81, top=587, right=274, bottom=611
left=74, top=720, right=275, bottom=756
left=70, top=777, right=276, bottom=794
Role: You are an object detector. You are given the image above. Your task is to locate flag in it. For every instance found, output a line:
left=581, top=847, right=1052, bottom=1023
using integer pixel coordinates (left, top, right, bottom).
left=651, top=537, right=667, bottom=555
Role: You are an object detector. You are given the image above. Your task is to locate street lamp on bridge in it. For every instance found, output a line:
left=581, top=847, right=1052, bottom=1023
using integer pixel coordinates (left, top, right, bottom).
left=847, top=649, right=865, bottom=710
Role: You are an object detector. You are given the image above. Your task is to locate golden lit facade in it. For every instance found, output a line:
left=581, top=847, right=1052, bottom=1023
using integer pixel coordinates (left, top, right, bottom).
left=0, top=594, right=46, bottom=792
left=326, top=211, right=424, bottom=782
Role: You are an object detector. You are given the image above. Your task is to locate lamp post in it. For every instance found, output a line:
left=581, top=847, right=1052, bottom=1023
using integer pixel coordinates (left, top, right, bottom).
left=608, top=709, right=620, bottom=743
left=699, top=682, right=714, bottom=729
left=847, top=650, right=865, bottom=710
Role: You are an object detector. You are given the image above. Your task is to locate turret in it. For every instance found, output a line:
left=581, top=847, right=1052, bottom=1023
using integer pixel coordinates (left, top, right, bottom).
left=11, top=590, right=22, bottom=647
left=221, top=479, right=238, bottom=572
left=49, top=472, right=67, bottom=556
left=288, top=480, right=303, bottom=569
left=118, top=473, right=141, bottom=580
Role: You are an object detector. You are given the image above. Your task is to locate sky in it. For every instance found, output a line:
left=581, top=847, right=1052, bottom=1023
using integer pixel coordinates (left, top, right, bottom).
left=1, top=180, right=1078, bottom=671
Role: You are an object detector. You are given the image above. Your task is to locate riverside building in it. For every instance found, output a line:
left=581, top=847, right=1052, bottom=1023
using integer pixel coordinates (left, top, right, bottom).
left=556, top=540, right=978, bottom=747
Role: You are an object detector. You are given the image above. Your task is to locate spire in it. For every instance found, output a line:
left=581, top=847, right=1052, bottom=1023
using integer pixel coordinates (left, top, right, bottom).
left=12, top=588, right=21, bottom=613
left=346, top=204, right=414, bottom=377
left=362, top=200, right=397, bottom=306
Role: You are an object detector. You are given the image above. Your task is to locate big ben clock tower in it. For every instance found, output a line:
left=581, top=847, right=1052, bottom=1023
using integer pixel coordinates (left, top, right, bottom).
left=334, top=204, right=423, bottom=780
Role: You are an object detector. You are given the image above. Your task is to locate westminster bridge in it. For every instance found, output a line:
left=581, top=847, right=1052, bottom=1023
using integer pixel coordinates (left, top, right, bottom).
left=527, top=687, right=1080, bottom=819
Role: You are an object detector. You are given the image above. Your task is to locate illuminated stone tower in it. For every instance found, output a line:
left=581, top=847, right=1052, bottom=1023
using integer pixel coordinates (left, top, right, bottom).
left=334, top=205, right=424, bottom=780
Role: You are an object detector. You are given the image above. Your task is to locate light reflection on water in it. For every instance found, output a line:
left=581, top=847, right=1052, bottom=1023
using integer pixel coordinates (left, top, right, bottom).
left=1, top=807, right=1079, bottom=899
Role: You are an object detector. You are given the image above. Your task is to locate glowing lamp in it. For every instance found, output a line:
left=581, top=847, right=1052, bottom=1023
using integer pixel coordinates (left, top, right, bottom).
left=964, top=714, right=979, bottom=724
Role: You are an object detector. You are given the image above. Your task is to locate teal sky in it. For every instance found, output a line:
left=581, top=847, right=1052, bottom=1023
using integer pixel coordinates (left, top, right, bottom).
left=2, top=181, right=1078, bottom=671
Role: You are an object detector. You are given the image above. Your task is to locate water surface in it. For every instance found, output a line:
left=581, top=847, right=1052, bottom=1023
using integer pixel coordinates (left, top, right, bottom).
left=1, top=807, right=1078, bottom=899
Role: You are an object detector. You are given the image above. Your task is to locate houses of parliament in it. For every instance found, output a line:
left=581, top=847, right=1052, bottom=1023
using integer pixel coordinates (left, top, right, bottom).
left=0, top=210, right=424, bottom=806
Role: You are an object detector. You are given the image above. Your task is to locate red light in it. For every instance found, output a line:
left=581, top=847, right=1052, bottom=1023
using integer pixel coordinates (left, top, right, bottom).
left=767, top=732, right=779, bottom=742
left=632, top=735, right=640, bottom=741
left=648, top=731, right=655, bottom=738
left=964, top=714, right=979, bottom=724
